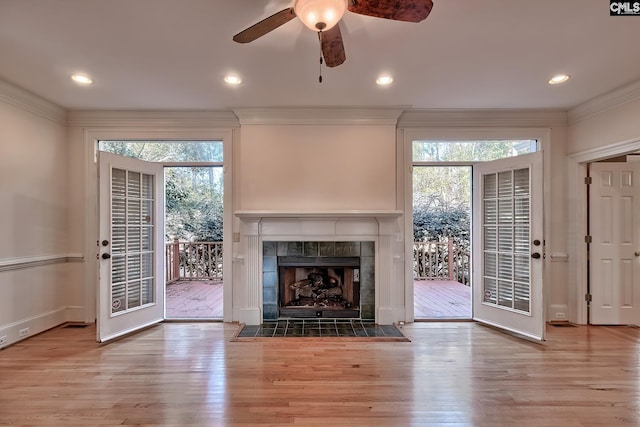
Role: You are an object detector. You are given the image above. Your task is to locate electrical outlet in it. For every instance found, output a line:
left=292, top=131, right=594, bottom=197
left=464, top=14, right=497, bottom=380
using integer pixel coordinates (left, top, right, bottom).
left=0, top=335, right=7, bottom=346
left=19, top=327, right=30, bottom=338
left=555, top=312, right=566, bottom=319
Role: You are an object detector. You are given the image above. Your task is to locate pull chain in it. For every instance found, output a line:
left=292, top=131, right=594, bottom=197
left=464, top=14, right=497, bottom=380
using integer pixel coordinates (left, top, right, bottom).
left=318, top=31, right=323, bottom=83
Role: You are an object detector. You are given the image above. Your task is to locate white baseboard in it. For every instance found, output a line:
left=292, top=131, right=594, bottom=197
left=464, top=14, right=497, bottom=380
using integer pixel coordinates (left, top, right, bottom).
left=376, top=307, right=405, bottom=325
left=65, top=306, right=87, bottom=323
left=548, top=304, right=570, bottom=322
left=0, top=307, right=67, bottom=349
left=233, top=308, right=262, bottom=325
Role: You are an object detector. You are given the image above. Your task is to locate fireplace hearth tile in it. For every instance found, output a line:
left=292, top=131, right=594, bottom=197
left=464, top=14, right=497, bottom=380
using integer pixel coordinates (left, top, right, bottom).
left=233, top=320, right=409, bottom=341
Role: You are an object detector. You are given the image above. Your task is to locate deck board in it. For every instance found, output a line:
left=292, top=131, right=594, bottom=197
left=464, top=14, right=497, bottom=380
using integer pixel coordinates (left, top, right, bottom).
left=414, top=280, right=471, bottom=319
left=165, top=279, right=471, bottom=320
left=165, top=280, right=223, bottom=319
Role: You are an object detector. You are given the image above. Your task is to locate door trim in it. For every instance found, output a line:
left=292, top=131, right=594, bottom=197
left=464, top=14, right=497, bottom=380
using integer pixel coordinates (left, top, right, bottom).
left=401, top=128, right=552, bottom=324
left=84, top=128, right=234, bottom=326
left=568, top=136, right=640, bottom=325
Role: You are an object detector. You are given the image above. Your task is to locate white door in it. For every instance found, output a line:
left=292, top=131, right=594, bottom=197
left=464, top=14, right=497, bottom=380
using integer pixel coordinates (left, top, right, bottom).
left=98, top=152, right=165, bottom=342
left=472, top=152, right=544, bottom=341
left=589, top=162, right=640, bottom=325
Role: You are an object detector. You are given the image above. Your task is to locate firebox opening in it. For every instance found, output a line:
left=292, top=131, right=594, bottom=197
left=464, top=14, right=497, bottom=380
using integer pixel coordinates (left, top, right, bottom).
left=278, top=256, right=360, bottom=318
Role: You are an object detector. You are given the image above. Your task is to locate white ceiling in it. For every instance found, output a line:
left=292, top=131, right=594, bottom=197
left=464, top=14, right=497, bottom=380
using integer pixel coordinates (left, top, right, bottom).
left=1, top=0, right=639, bottom=111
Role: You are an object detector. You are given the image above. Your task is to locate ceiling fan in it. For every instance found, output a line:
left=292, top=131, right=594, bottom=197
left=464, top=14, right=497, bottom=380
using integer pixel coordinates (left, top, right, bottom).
left=233, top=0, right=434, bottom=68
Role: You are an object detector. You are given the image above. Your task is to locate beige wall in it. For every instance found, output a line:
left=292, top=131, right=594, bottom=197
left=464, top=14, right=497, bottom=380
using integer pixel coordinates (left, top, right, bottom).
left=237, top=124, right=397, bottom=211
left=0, top=98, right=72, bottom=342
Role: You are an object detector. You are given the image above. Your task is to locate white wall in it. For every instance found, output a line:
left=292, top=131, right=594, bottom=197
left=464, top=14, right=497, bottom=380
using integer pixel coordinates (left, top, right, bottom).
left=0, top=92, right=73, bottom=347
left=568, top=97, right=640, bottom=155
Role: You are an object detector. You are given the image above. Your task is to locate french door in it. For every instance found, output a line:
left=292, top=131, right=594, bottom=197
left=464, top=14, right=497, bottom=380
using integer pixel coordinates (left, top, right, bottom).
left=98, top=152, right=165, bottom=342
left=589, top=162, right=640, bottom=325
left=472, top=152, right=544, bottom=340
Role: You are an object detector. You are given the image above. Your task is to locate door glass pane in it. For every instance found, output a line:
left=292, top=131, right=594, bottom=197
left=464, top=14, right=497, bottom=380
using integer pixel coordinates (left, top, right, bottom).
left=484, top=226, right=497, bottom=251
left=482, top=167, right=531, bottom=313
left=110, top=167, right=155, bottom=315
left=514, top=198, right=530, bottom=223
left=498, top=280, right=514, bottom=308
left=498, top=227, right=513, bottom=251
left=498, top=171, right=512, bottom=198
left=484, top=200, right=497, bottom=224
left=514, top=168, right=530, bottom=196
left=484, top=278, right=497, bottom=304
left=484, top=174, right=497, bottom=198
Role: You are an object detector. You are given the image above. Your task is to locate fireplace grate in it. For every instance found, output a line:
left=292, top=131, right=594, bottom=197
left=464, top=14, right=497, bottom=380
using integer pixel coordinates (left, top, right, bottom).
left=236, top=319, right=406, bottom=339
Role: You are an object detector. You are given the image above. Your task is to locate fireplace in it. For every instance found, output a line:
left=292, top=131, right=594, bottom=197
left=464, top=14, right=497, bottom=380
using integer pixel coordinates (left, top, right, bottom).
left=235, top=211, right=403, bottom=325
left=278, top=256, right=360, bottom=318
left=263, top=241, right=375, bottom=320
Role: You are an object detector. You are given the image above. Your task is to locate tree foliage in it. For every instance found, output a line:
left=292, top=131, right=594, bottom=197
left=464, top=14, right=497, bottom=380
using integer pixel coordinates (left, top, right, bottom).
left=99, top=141, right=224, bottom=242
left=413, top=166, right=470, bottom=249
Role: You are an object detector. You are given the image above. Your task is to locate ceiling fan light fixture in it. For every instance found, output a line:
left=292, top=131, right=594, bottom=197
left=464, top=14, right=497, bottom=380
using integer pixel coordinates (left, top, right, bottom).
left=294, top=0, right=347, bottom=32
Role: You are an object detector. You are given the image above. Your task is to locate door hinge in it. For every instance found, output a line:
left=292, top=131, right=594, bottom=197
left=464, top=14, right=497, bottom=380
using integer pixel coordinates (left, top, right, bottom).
left=585, top=293, right=592, bottom=303
left=585, top=235, right=592, bottom=243
left=585, top=176, right=592, bottom=184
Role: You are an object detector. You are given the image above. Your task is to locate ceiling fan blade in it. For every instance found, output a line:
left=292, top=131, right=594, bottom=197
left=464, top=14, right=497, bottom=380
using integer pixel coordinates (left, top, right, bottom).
left=348, top=0, right=434, bottom=23
left=233, top=7, right=296, bottom=43
left=320, top=23, right=346, bottom=67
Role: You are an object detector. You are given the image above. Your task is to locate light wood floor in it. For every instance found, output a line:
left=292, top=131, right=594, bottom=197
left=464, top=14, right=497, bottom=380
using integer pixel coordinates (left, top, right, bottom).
left=1, top=322, right=638, bottom=426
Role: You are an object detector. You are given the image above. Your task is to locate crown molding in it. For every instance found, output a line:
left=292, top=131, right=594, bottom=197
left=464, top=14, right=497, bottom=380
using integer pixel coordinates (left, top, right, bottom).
left=0, top=80, right=67, bottom=125
left=568, top=78, right=640, bottom=125
left=67, top=109, right=240, bottom=128
left=398, top=108, right=568, bottom=128
left=233, top=106, right=407, bottom=125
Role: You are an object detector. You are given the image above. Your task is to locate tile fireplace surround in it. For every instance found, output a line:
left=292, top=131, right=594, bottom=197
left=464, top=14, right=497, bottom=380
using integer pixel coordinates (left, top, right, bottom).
left=235, top=211, right=404, bottom=325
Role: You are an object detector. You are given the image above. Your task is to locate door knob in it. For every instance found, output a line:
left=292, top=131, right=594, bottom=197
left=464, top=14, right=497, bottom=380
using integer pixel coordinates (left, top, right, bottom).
left=531, top=252, right=541, bottom=259
left=101, top=253, right=111, bottom=260
left=635, top=251, right=640, bottom=257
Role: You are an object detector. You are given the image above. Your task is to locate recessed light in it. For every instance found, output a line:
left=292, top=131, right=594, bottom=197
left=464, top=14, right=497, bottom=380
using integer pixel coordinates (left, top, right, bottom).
left=71, top=74, right=93, bottom=85
left=224, top=74, right=242, bottom=85
left=376, top=74, right=393, bottom=86
left=548, top=74, right=570, bottom=85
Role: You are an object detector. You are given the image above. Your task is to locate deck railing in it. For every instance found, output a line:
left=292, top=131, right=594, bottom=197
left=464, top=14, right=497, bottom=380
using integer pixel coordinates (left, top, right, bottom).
left=165, top=239, right=468, bottom=286
left=413, top=240, right=470, bottom=286
left=165, top=239, right=223, bottom=283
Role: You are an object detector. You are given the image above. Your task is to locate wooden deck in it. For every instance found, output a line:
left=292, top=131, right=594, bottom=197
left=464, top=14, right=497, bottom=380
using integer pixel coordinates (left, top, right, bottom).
left=165, top=279, right=470, bottom=320
left=165, top=280, right=223, bottom=319
left=414, top=280, right=471, bottom=319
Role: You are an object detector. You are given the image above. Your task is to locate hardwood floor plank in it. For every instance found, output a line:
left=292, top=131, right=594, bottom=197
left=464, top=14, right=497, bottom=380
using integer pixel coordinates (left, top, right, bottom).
left=0, top=322, right=639, bottom=426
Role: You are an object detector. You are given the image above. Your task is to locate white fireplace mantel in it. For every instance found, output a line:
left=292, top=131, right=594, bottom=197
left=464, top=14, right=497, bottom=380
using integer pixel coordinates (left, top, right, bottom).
left=233, top=210, right=406, bottom=325
left=234, top=210, right=403, bottom=220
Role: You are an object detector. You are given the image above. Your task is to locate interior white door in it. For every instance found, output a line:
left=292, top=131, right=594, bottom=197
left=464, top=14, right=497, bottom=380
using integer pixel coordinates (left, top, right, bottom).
left=589, top=162, right=640, bottom=325
left=98, top=152, right=165, bottom=342
left=472, top=152, right=544, bottom=341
